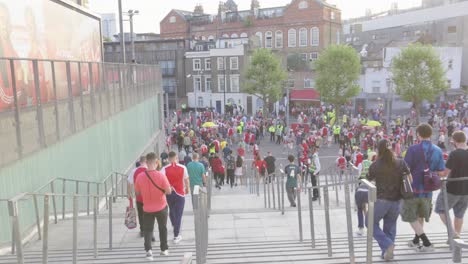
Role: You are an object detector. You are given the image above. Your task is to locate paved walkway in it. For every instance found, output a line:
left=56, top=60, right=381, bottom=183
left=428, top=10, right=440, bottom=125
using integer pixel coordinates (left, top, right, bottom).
left=1, top=140, right=466, bottom=263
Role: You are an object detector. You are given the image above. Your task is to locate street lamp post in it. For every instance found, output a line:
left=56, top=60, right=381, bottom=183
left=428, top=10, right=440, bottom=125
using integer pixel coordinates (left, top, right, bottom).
left=126, top=10, right=139, bottom=63
left=117, top=0, right=126, bottom=63
left=386, top=78, right=393, bottom=132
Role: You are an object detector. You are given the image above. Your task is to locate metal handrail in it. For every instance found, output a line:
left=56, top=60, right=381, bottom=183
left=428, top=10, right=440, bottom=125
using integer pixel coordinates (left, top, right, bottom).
left=193, top=185, right=208, bottom=264
left=442, top=177, right=468, bottom=263
left=6, top=172, right=129, bottom=256
left=9, top=192, right=116, bottom=264
left=278, top=165, right=376, bottom=264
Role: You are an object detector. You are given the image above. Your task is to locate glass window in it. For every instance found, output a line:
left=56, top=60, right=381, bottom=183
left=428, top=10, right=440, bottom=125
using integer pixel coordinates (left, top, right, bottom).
left=230, top=75, right=240, bottom=92
left=196, top=45, right=204, bottom=51
left=298, top=1, right=308, bottom=9
left=217, top=57, right=225, bottom=70
left=230, top=57, right=239, bottom=70
left=205, top=58, right=211, bottom=70
left=310, top=52, right=318, bottom=61
left=256, top=32, right=263, bottom=47
left=311, top=27, right=319, bottom=46
left=300, top=53, right=307, bottom=61
left=372, top=80, right=380, bottom=93
left=169, top=16, right=176, bottom=23
left=304, top=78, right=313, bottom=88
left=205, top=77, right=212, bottom=92
left=331, top=11, right=335, bottom=20
left=231, top=33, right=238, bottom=38
left=299, top=28, right=307, bottom=47
left=218, top=75, right=225, bottom=92
left=193, top=59, right=201, bottom=70
left=336, top=31, right=340, bottom=44
left=265, top=31, right=273, bottom=48
left=208, top=35, right=215, bottom=41
left=240, top=32, right=248, bottom=38
left=194, top=76, right=202, bottom=92
left=198, top=97, right=203, bottom=107
left=448, top=26, right=457, bottom=33
left=288, top=29, right=296, bottom=47
left=275, top=31, right=283, bottom=48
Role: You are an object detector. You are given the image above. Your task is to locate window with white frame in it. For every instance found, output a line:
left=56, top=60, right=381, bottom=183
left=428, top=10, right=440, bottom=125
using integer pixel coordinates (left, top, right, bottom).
left=230, top=75, right=240, bottom=92
left=205, top=58, right=211, bottom=70
left=230, top=57, right=239, bottom=70
left=205, top=77, right=212, bottom=92
left=300, top=53, right=307, bottom=61
left=217, top=57, right=225, bottom=70
left=275, top=30, right=283, bottom=48
left=197, top=97, right=203, bottom=107
left=298, top=1, right=308, bottom=9
left=304, top=78, right=313, bottom=88
left=218, top=75, right=226, bottom=92
left=372, top=80, right=380, bottom=93
left=265, top=31, right=273, bottom=48
left=193, top=59, right=201, bottom=70
left=255, top=32, right=263, bottom=47
left=240, top=32, right=248, bottom=38
left=231, top=33, right=238, bottom=38
left=208, top=35, right=214, bottom=41
left=194, top=76, right=202, bottom=92
left=310, top=52, right=318, bottom=61
left=169, top=16, right=176, bottom=23
left=288, top=29, right=296, bottom=47
left=331, top=11, right=335, bottom=20
left=311, top=27, right=319, bottom=46
left=299, top=28, right=308, bottom=47
left=448, top=59, right=453, bottom=70
left=196, top=45, right=204, bottom=51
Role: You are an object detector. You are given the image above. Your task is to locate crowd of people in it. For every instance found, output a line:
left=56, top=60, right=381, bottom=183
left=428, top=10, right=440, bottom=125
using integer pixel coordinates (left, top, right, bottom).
left=126, top=98, right=468, bottom=261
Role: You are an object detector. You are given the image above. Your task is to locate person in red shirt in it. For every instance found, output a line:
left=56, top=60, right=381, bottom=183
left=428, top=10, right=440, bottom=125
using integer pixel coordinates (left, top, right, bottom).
left=134, top=153, right=172, bottom=260
left=160, top=152, right=190, bottom=244
left=253, top=154, right=267, bottom=177
left=354, top=148, right=364, bottom=167
left=200, top=143, right=208, bottom=158
left=210, top=153, right=224, bottom=189
left=127, top=156, right=148, bottom=236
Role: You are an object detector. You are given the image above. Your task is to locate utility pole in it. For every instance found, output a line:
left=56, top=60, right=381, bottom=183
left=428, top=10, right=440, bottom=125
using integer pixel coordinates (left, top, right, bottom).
left=386, top=78, right=392, bottom=132
left=224, top=56, right=227, bottom=115
left=127, top=10, right=139, bottom=63
left=117, top=0, right=126, bottom=63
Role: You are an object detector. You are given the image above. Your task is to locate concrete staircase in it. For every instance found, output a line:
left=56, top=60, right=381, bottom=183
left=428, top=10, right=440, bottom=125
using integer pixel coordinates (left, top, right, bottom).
left=0, top=181, right=464, bottom=264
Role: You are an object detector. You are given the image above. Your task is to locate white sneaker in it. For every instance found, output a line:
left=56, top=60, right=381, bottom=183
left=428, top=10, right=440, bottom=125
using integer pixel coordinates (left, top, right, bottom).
left=145, top=250, right=153, bottom=261
left=174, top=235, right=182, bottom=244
left=417, top=244, right=435, bottom=252
left=407, top=240, right=419, bottom=248
left=356, top=228, right=365, bottom=236
left=160, top=250, right=169, bottom=256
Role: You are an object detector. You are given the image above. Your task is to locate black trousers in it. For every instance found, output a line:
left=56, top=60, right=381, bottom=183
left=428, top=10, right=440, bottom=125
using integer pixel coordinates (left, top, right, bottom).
left=227, top=169, right=235, bottom=187
left=270, top=132, right=275, bottom=141
left=136, top=201, right=145, bottom=232
left=334, top=134, right=339, bottom=144
left=311, top=172, right=319, bottom=198
left=143, top=206, right=169, bottom=252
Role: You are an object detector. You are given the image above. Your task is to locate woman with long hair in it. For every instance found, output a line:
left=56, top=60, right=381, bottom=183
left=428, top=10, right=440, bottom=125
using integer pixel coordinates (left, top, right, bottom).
left=367, top=139, right=412, bottom=261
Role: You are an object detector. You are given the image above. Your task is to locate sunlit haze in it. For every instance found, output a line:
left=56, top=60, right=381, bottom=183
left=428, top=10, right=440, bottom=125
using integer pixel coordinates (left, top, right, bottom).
left=89, top=0, right=422, bottom=33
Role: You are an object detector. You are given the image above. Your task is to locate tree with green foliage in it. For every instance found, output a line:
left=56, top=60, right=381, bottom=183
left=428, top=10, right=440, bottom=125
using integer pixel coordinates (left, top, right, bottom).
left=315, top=44, right=361, bottom=118
left=244, top=48, right=287, bottom=115
left=391, top=44, right=448, bottom=124
left=287, top=53, right=310, bottom=72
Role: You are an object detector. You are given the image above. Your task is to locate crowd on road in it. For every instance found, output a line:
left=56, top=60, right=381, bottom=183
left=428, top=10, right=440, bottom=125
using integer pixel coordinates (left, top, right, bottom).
left=126, top=98, right=468, bottom=261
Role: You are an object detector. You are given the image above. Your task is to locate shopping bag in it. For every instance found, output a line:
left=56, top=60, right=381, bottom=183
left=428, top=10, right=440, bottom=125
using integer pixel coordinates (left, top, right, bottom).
left=124, top=198, right=137, bottom=229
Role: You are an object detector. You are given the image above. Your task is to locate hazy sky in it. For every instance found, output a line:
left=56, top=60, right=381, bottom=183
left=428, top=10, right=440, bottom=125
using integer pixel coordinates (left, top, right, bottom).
left=89, top=0, right=422, bottom=33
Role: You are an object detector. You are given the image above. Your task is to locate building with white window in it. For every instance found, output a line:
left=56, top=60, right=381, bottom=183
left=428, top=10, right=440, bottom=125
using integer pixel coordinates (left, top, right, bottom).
left=185, top=45, right=261, bottom=114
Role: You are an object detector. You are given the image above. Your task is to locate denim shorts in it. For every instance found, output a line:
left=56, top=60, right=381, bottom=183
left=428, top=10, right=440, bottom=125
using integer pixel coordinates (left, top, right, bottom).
left=401, top=197, right=432, bottom=223
left=355, top=190, right=369, bottom=208
left=434, top=192, right=468, bottom=219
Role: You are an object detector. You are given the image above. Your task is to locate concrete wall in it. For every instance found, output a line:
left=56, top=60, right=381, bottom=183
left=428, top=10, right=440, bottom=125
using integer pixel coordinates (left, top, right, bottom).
left=0, top=94, right=165, bottom=244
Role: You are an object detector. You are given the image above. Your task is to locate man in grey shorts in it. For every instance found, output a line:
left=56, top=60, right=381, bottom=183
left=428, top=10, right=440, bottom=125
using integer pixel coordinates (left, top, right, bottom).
left=435, top=131, right=468, bottom=239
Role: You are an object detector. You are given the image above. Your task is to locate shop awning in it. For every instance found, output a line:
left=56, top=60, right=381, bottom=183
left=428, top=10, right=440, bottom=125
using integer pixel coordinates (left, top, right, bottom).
left=290, top=89, right=320, bottom=101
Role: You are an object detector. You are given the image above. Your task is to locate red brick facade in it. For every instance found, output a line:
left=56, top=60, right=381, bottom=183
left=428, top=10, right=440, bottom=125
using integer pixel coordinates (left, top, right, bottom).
left=160, top=0, right=342, bottom=90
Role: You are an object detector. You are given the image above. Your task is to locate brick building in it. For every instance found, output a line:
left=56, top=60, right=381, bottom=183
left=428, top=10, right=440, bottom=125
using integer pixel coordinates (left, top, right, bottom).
left=160, top=0, right=342, bottom=103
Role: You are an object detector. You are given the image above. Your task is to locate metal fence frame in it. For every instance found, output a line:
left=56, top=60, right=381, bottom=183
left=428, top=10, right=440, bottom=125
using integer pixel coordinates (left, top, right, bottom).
left=0, top=57, right=161, bottom=167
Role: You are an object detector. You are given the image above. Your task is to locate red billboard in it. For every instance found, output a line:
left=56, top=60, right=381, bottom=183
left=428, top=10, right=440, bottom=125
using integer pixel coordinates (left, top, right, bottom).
left=0, top=0, right=102, bottom=111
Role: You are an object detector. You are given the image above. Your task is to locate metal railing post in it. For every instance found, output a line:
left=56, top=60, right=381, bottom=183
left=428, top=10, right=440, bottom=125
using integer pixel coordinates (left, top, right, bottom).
left=93, top=196, right=98, bottom=258
left=307, top=184, right=315, bottom=248
left=108, top=196, right=113, bottom=249
left=297, top=187, right=303, bottom=242
left=193, top=186, right=202, bottom=264
left=263, top=174, right=267, bottom=208
left=62, top=179, right=66, bottom=219
left=9, top=200, right=24, bottom=263
left=272, top=174, right=276, bottom=209
left=256, top=169, right=260, bottom=197
left=73, top=195, right=78, bottom=264
left=324, top=185, right=332, bottom=257
left=276, top=172, right=281, bottom=211
left=9, top=59, right=23, bottom=158
left=344, top=180, right=355, bottom=264
left=104, top=181, right=109, bottom=209
left=87, top=182, right=90, bottom=215
left=281, top=173, right=285, bottom=215
left=362, top=179, right=376, bottom=264
left=42, top=195, right=49, bottom=264
left=50, top=182, right=58, bottom=224
left=32, top=194, right=42, bottom=240
left=32, top=60, right=46, bottom=148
